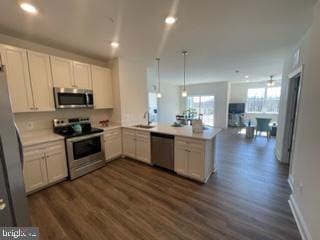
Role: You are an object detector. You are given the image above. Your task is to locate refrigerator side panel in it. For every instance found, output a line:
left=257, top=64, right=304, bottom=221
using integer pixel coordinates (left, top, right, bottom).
left=0, top=66, right=30, bottom=226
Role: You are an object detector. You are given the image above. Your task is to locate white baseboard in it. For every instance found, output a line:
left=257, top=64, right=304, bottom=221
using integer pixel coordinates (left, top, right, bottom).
left=288, top=195, right=312, bottom=240
left=275, top=147, right=281, bottom=161
left=288, top=174, right=294, bottom=192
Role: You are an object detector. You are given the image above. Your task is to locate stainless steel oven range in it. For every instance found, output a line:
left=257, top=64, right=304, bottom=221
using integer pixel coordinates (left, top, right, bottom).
left=53, top=117, right=105, bottom=180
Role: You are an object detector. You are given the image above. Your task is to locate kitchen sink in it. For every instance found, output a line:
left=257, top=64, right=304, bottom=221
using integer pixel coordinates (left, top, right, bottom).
left=133, top=125, right=155, bottom=129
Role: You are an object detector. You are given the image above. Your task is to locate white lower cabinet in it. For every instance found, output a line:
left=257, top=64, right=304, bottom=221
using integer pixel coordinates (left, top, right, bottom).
left=104, top=128, right=122, bottom=161
left=174, top=145, right=189, bottom=176
left=23, top=150, right=48, bottom=193
left=122, top=129, right=151, bottom=164
left=174, top=137, right=206, bottom=182
left=23, top=140, right=68, bottom=194
left=122, top=129, right=136, bottom=158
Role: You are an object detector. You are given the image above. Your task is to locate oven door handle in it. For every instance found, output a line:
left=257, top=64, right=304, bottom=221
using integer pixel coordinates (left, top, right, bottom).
left=66, top=132, right=103, bottom=143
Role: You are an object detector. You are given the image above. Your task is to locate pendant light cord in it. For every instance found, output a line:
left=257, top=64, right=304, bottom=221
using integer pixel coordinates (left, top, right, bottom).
left=157, top=58, right=160, bottom=92
left=183, top=51, right=187, bottom=91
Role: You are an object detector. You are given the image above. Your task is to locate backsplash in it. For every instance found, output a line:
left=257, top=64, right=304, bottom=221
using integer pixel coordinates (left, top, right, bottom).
left=14, top=109, right=113, bottom=133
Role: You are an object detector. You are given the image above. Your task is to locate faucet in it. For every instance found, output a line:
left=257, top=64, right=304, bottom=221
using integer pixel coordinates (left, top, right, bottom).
left=144, top=111, right=152, bottom=125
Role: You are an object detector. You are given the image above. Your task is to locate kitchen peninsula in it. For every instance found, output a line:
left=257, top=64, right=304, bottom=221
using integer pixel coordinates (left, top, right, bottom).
left=122, top=124, right=221, bottom=183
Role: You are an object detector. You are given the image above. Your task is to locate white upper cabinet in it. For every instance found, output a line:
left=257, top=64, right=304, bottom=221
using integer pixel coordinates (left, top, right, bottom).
left=50, top=56, right=74, bottom=88
left=0, top=45, right=34, bottom=113
left=73, top=61, right=92, bottom=89
left=27, top=51, right=55, bottom=112
left=91, top=65, right=113, bottom=109
left=51, top=56, right=92, bottom=90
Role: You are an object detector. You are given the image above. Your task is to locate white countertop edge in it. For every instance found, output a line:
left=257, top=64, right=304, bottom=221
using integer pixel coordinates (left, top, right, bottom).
left=21, top=124, right=221, bottom=147
left=122, top=125, right=222, bottom=140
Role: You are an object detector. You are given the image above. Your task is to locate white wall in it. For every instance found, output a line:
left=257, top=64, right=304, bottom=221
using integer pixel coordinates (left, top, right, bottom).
left=229, top=81, right=280, bottom=122
left=279, top=2, right=320, bottom=239
left=15, top=109, right=111, bottom=133
left=180, top=82, right=229, bottom=128
left=158, top=82, right=180, bottom=123
left=147, top=68, right=180, bottom=124
left=111, top=58, right=148, bottom=125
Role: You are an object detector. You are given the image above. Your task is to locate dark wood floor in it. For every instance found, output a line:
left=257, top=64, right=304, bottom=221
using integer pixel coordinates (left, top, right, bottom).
left=28, top=129, right=301, bottom=240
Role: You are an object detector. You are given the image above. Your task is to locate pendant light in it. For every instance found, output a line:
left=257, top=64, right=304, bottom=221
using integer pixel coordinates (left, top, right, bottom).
left=156, top=58, right=162, bottom=98
left=181, top=50, right=188, bottom=97
left=267, top=75, right=276, bottom=87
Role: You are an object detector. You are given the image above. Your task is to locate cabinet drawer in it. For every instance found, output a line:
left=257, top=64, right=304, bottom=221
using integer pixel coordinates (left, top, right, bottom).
left=24, top=140, right=65, bottom=159
left=136, top=131, right=150, bottom=141
left=24, top=140, right=64, bottom=152
left=104, top=128, right=121, bottom=138
left=45, top=143, right=65, bottom=156
left=175, top=137, right=205, bottom=151
left=123, top=128, right=135, bottom=137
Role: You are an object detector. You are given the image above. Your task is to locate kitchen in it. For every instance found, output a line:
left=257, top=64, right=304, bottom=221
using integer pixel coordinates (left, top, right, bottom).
left=0, top=32, right=221, bottom=224
left=1, top=1, right=315, bottom=239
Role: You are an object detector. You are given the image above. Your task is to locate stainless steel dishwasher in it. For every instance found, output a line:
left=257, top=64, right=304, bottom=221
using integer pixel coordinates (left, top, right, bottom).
left=151, top=132, right=174, bottom=170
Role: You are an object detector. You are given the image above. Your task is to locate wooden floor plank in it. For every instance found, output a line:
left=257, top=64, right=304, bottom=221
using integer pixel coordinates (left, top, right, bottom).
left=28, top=129, right=301, bottom=240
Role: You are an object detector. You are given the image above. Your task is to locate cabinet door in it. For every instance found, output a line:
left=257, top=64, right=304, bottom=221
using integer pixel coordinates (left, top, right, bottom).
left=27, top=51, right=55, bottom=112
left=23, top=151, right=48, bottom=193
left=91, top=65, right=113, bottom=109
left=45, top=151, right=68, bottom=184
left=188, top=148, right=204, bottom=181
left=135, top=132, right=151, bottom=163
left=105, top=130, right=122, bottom=161
left=0, top=45, right=34, bottom=113
left=122, top=130, right=136, bottom=158
left=174, top=146, right=188, bottom=176
left=50, top=56, right=74, bottom=88
left=73, top=61, right=92, bottom=89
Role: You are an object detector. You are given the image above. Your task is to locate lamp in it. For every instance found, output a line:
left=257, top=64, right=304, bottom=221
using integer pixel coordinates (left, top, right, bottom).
left=181, top=50, right=188, bottom=97
left=156, top=58, right=162, bottom=98
left=267, top=75, right=276, bottom=87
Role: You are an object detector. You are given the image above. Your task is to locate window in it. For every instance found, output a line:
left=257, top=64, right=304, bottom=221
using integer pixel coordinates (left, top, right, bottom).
left=186, top=96, right=215, bottom=126
left=246, top=87, right=281, bottom=113
left=265, top=87, right=281, bottom=113
left=246, top=88, right=265, bottom=113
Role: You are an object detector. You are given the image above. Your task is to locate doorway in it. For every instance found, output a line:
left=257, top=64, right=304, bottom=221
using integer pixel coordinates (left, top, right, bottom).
left=281, top=67, right=302, bottom=171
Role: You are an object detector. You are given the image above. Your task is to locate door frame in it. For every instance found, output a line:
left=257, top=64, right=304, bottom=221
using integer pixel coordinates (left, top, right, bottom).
left=281, top=65, right=304, bottom=168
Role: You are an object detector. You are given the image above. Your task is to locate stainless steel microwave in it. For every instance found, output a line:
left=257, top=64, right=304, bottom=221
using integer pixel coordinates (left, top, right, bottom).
left=54, top=87, right=94, bottom=109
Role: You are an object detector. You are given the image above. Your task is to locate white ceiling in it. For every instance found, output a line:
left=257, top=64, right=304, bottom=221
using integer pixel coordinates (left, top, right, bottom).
left=0, top=0, right=316, bottom=84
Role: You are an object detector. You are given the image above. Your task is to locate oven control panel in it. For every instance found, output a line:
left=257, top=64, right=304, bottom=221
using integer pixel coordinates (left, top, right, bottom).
left=53, top=117, right=90, bottom=127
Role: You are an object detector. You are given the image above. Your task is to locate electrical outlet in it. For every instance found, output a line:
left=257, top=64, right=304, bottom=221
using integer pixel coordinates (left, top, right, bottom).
left=26, top=122, right=34, bottom=130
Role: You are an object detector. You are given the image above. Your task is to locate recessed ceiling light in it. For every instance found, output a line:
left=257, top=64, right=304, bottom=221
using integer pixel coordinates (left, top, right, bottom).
left=110, top=42, right=119, bottom=48
left=165, top=16, right=177, bottom=25
left=20, top=3, right=38, bottom=14
left=245, top=75, right=249, bottom=79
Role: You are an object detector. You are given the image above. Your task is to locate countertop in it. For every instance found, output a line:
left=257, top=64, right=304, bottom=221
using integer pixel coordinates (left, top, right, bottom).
left=93, top=124, right=122, bottom=131
left=123, top=124, right=222, bottom=140
left=20, top=123, right=220, bottom=147
left=21, top=130, right=65, bottom=147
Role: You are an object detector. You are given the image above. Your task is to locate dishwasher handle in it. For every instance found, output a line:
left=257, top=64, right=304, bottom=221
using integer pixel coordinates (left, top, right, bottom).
left=151, top=132, right=174, bottom=139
